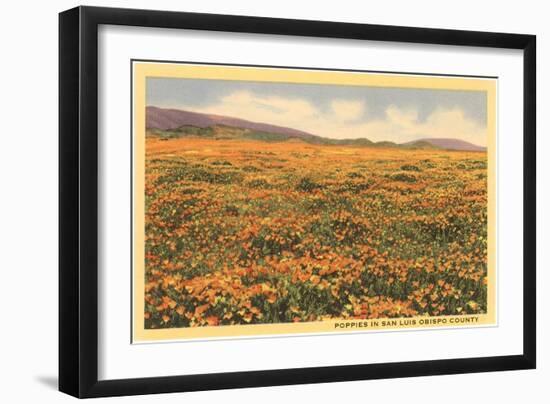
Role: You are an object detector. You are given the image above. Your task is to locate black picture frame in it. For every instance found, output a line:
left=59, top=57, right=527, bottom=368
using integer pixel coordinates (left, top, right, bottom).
left=59, top=5, right=536, bottom=398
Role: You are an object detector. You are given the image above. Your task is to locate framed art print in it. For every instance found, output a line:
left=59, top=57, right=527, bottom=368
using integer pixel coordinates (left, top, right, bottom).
left=132, top=62, right=497, bottom=342
left=59, top=6, right=536, bottom=398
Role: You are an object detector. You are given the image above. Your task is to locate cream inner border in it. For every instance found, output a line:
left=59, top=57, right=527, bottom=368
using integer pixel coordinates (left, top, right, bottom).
left=132, top=61, right=497, bottom=343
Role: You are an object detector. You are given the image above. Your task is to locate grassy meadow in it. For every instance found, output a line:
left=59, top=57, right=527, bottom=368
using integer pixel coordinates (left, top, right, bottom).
left=143, top=136, right=488, bottom=329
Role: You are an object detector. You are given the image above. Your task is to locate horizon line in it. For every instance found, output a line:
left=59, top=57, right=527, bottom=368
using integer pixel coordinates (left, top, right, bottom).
left=146, top=104, right=487, bottom=149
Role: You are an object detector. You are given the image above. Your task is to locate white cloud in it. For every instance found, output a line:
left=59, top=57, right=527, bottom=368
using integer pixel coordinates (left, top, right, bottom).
left=385, top=105, right=418, bottom=129
left=330, top=99, right=365, bottom=122
left=221, top=91, right=317, bottom=119
left=170, top=90, right=487, bottom=146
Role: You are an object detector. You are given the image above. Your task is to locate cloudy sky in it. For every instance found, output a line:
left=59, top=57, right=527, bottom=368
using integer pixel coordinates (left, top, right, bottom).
left=147, top=77, right=488, bottom=146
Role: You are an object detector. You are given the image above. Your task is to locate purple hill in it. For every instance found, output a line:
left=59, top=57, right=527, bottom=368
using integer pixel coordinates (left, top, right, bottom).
left=408, top=138, right=486, bottom=152
left=146, top=106, right=318, bottom=141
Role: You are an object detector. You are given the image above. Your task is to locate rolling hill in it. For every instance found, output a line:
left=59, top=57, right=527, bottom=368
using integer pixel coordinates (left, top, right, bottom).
left=404, top=138, right=486, bottom=152
left=146, top=106, right=486, bottom=151
left=147, top=106, right=319, bottom=142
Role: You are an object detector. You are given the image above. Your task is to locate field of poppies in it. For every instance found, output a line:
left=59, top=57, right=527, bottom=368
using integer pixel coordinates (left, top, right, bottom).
left=143, top=136, right=488, bottom=329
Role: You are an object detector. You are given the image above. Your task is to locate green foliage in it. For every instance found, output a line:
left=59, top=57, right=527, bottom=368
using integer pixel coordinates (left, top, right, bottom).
left=297, top=177, right=323, bottom=192
left=389, top=172, right=418, bottom=183
left=400, top=164, right=422, bottom=172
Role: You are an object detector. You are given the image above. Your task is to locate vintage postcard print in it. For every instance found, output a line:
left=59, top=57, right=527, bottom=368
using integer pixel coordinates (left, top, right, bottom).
left=132, top=61, right=496, bottom=342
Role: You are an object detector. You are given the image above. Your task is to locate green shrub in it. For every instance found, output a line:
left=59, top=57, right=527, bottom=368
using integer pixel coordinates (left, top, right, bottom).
left=401, top=164, right=421, bottom=172
left=297, top=177, right=323, bottom=192
left=390, top=172, right=417, bottom=183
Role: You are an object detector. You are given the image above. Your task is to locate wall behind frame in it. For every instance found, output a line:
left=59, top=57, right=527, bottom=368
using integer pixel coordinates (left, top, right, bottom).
left=0, top=1, right=545, bottom=403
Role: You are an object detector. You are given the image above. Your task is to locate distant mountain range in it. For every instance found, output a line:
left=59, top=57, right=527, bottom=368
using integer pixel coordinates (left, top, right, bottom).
left=146, top=106, right=486, bottom=152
